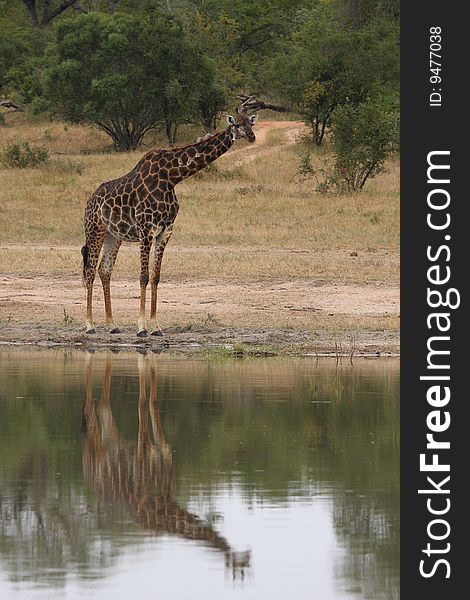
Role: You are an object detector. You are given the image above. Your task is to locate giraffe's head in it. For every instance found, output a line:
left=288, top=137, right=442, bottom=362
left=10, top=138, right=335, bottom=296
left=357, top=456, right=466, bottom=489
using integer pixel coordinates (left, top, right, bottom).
left=227, top=112, right=258, bottom=143
left=225, top=549, right=252, bottom=581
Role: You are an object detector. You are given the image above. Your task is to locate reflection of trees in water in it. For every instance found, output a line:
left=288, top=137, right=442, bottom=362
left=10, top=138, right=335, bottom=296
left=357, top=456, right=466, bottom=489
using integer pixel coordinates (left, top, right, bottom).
left=333, top=495, right=399, bottom=600
left=162, top=360, right=400, bottom=600
left=0, top=351, right=399, bottom=596
left=0, top=458, right=123, bottom=585
left=316, top=368, right=400, bottom=600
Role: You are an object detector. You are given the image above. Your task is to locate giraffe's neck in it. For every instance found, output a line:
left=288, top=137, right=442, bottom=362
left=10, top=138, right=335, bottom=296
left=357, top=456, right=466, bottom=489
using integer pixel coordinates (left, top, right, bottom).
left=158, top=127, right=235, bottom=186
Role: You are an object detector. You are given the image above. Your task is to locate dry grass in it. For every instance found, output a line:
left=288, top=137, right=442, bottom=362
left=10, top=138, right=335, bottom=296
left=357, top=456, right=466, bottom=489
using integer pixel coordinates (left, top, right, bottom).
left=0, top=119, right=399, bottom=282
left=0, top=245, right=398, bottom=284
left=0, top=113, right=111, bottom=154
left=264, top=128, right=288, bottom=146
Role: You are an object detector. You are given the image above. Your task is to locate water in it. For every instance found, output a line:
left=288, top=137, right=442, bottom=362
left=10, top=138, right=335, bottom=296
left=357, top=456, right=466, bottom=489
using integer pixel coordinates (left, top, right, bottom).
left=0, top=349, right=399, bottom=600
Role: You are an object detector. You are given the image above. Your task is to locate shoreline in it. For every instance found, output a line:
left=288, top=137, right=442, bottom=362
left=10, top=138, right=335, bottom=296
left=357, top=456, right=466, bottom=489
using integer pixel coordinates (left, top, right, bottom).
left=0, top=324, right=399, bottom=357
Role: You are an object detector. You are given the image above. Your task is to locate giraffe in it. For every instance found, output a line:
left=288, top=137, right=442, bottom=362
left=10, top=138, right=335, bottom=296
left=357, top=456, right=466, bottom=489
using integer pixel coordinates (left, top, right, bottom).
left=81, top=103, right=259, bottom=337
left=82, top=353, right=251, bottom=580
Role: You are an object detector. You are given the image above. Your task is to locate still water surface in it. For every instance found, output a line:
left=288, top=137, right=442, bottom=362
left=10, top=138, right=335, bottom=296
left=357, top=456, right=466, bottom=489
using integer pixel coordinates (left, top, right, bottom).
left=0, top=350, right=399, bottom=600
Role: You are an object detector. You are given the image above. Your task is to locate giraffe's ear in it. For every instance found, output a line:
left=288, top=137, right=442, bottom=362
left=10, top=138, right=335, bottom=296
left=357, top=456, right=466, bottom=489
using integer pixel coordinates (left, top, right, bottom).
left=249, top=114, right=259, bottom=125
left=227, top=115, right=236, bottom=125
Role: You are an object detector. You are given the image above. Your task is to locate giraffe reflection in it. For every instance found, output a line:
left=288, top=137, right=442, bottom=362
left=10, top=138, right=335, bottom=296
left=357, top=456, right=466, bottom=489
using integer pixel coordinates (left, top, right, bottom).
left=82, top=353, right=251, bottom=580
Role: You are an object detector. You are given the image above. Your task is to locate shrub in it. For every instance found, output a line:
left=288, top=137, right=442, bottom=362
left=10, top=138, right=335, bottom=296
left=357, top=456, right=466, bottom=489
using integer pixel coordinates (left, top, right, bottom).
left=1, top=142, right=49, bottom=168
left=329, top=97, right=399, bottom=191
left=297, top=149, right=315, bottom=179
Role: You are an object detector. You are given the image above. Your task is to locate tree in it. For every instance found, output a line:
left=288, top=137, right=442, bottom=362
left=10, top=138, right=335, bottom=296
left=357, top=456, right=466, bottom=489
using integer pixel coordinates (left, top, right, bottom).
left=330, top=95, right=399, bottom=191
left=151, top=46, right=225, bottom=144
left=5, top=56, right=49, bottom=112
left=0, top=20, right=37, bottom=92
left=182, top=0, right=305, bottom=97
left=22, top=1, right=84, bottom=28
left=0, top=16, right=48, bottom=110
left=195, top=61, right=228, bottom=133
left=269, top=9, right=399, bottom=145
left=44, top=12, right=220, bottom=149
left=332, top=0, right=400, bottom=29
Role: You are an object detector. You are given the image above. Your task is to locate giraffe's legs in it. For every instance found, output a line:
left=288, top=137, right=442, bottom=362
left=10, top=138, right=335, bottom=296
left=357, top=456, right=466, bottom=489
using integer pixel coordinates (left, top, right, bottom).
left=149, top=358, right=173, bottom=468
left=83, top=229, right=105, bottom=334
left=137, top=354, right=150, bottom=456
left=149, top=226, right=173, bottom=336
left=84, top=352, right=96, bottom=424
left=97, top=359, right=120, bottom=443
left=98, top=234, right=122, bottom=333
left=83, top=353, right=104, bottom=470
left=137, top=232, right=153, bottom=337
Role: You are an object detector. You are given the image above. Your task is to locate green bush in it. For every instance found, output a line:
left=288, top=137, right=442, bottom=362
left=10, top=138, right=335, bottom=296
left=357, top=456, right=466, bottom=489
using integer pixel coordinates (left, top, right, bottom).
left=329, top=97, right=399, bottom=191
left=1, top=142, right=49, bottom=168
left=297, top=149, right=315, bottom=179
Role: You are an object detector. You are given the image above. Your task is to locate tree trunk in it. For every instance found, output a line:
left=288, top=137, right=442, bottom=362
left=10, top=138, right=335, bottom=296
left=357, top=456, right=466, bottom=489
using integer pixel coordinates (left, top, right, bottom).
left=313, top=114, right=325, bottom=146
left=107, top=0, right=120, bottom=13
left=97, top=118, right=160, bottom=151
left=359, top=162, right=378, bottom=190
left=22, top=0, right=39, bottom=26
left=318, top=118, right=327, bottom=145
left=22, top=0, right=81, bottom=27
left=165, top=121, right=178, bottom=146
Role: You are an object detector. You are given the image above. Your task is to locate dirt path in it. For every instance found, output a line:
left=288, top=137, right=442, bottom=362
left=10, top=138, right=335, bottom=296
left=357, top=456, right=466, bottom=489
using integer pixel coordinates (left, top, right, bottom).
left=220, top=119, right=304, bottom=167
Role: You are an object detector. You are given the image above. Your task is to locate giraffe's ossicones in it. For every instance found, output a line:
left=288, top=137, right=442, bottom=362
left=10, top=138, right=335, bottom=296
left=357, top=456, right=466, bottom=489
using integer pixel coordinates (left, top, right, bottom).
left=81, top=111, right=259, bottom=336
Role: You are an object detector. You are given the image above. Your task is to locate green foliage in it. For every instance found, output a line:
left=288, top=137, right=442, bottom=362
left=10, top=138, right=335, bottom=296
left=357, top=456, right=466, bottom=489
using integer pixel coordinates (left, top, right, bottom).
left=296, top=149, right=315, bottom=179
left=332, top=0, right=400, bottom=29
left=43, top=12, right=221, bottom=149
left=184, top=0, right=303, bottom=93
left=329, top=96, right=399, bottom=191
left=1, top=142, right=49, bottom=168
left=194, top=61, right=229, bottom=132
left=6, top=56, right=50, bottom=112
left=0, top=17, right=46, bottom=99
left=1, top=0, right=399, bottom=160
left=269, top=9, right=399, bottom=145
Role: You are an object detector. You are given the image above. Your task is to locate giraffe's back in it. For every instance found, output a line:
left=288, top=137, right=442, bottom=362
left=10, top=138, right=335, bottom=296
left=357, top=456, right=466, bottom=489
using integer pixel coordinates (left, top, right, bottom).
left=85, top=151, right=178, bottom=243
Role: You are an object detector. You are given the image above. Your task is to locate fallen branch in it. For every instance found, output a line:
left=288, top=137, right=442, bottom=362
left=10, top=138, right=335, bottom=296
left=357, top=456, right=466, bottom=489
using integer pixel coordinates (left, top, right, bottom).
left=0, top=100, right=23, bottom=112
left=236, top=93, right=289, bottom=114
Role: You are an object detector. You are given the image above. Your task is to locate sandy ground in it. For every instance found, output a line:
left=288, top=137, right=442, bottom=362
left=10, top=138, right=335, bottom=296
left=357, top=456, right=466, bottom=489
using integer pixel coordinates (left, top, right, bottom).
left=0, top=273, right=399, bottom=355
left=0, top=120, right=399, bottom=356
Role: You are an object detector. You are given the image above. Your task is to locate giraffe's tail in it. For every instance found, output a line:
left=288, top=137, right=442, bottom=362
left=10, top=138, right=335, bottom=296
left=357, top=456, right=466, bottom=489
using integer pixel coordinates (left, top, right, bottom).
left=81, top=245, right=89, bottom=286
